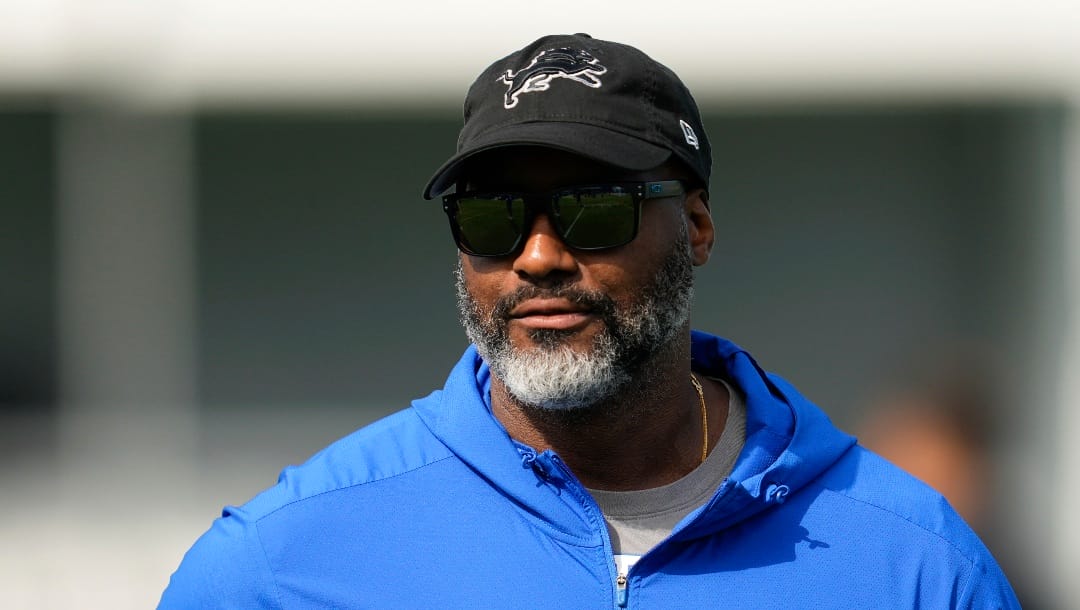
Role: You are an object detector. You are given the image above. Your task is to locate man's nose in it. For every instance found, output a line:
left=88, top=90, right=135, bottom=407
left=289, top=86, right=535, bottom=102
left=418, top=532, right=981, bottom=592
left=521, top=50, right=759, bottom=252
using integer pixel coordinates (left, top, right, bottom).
left=512, top=213, right=578, bottom=279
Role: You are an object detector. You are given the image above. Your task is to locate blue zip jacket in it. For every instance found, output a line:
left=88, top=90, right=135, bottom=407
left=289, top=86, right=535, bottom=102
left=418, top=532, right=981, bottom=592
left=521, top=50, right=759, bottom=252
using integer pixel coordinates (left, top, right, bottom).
left=160, top=332, right=1019, bottom=608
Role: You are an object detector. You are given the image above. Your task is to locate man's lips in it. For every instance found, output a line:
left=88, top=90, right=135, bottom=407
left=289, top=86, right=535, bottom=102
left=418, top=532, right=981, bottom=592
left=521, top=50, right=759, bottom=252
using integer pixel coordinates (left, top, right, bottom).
left=508, top=299, right=594, bottom=330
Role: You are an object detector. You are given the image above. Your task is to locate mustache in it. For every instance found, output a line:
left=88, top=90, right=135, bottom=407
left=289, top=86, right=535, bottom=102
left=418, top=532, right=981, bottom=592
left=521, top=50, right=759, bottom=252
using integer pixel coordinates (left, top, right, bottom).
left=490, top=284, right=617, bottom=322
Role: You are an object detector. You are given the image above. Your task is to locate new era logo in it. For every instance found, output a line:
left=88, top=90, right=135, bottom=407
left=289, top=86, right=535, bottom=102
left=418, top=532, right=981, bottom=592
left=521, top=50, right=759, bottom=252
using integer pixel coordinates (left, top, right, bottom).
left=679, top=120, right=699, bottom=150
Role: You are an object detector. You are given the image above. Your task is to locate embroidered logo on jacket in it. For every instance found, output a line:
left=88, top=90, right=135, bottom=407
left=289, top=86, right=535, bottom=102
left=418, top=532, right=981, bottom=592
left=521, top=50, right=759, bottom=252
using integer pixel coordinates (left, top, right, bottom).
left=499, top=47, right=607, bottom=109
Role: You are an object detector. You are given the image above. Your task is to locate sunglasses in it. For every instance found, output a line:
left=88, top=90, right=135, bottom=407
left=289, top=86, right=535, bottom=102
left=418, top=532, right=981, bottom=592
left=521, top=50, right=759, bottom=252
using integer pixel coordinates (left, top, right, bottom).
left=442, top=180, right=685, bottom=257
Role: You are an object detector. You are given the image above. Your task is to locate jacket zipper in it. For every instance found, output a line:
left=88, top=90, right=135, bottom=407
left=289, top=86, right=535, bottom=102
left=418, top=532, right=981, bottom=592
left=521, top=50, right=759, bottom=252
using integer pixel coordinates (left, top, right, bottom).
left=616, top=572, right=629, bottom=607
left=548, top=453, right=631, bottom=609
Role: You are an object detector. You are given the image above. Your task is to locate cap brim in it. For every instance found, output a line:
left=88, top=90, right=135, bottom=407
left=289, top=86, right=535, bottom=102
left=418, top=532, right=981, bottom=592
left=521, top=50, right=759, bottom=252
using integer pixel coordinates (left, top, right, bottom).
left=422, top=122, right=672, bottom=199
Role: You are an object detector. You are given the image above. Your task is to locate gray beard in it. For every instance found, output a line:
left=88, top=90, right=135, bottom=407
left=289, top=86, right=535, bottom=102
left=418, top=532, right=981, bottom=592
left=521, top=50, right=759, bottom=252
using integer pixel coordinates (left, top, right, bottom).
left=455, top=228, right=695, bottom=412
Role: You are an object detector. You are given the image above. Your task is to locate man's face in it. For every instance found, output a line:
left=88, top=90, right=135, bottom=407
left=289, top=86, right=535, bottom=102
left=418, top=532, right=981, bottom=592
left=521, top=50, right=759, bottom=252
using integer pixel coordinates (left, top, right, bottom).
left=453, top=147, right=701, bottom=410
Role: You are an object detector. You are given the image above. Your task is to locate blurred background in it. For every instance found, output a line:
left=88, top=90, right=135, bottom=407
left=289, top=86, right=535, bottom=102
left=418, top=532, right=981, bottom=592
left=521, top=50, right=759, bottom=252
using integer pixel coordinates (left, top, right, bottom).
left=2, top=1, right=1078, bottom=608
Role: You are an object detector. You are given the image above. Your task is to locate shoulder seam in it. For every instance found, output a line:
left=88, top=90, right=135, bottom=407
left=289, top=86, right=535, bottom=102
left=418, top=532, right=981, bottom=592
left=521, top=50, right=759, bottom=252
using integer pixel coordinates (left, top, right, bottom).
left=956, top=552, right=980, bottom=609
left=819, top=486, right=979, bottom=568
left=253, top=519, right=286, bottom=609
left=254, top=453, right=458, bottom=523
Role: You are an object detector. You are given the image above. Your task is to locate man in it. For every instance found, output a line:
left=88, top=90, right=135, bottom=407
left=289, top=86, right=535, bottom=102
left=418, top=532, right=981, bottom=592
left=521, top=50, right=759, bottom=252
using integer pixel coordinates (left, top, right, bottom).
left=161, top=34, right=1019, bottom=608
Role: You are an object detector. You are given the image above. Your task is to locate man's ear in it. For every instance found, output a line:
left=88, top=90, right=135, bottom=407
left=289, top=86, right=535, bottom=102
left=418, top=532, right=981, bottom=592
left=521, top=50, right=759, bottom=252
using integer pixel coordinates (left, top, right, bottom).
left=684, top=189, right=714, bottom=266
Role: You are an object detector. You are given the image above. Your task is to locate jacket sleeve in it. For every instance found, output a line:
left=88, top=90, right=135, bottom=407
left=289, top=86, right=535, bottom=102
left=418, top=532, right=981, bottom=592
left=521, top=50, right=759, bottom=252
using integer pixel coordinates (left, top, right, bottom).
left=158, top=506, right=280, bottom=609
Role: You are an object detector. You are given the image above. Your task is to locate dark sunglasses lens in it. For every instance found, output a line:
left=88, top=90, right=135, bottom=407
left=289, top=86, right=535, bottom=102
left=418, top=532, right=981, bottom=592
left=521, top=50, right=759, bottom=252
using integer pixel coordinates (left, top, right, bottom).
left=454, top=197, right=526, bottom=255
left=554, top=190, right=637, bottom=249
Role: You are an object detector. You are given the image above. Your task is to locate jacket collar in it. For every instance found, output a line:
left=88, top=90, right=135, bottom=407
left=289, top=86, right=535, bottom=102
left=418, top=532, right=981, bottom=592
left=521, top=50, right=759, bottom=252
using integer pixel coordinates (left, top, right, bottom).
left=410, top=331, right=857, bottom=541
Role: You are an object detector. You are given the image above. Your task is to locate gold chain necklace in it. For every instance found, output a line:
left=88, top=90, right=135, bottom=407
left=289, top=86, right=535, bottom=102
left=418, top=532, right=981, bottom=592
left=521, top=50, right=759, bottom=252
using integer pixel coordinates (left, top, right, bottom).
left=690, top=373, right=708, bottom=464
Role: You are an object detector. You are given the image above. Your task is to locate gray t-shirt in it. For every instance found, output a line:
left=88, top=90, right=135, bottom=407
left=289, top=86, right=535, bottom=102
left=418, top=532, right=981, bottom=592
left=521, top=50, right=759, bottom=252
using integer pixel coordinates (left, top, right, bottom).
left=588, top=378, right=746, bottom=569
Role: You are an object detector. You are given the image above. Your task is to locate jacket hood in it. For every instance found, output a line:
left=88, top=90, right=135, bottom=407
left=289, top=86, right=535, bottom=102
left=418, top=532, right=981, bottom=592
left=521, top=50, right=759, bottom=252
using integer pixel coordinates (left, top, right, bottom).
left=678, top=331, right=856, bottom=538
left=410, top=331, right=856, bottom=541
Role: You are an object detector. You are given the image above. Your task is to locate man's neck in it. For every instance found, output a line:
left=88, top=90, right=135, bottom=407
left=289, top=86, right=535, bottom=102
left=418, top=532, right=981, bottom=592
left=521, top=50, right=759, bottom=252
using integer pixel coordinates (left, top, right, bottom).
left=490, top=336, right=729, bottom=491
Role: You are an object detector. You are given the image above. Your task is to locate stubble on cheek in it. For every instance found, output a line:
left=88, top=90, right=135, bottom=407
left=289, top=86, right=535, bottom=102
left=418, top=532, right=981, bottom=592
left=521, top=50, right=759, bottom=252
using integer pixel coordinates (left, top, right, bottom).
left=456, top=263, right=619, bottom=352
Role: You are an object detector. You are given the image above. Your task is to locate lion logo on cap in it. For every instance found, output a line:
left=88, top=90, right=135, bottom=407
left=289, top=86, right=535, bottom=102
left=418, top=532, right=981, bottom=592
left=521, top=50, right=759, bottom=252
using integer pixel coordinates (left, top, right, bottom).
left=499, top=47, right=607, bottom=109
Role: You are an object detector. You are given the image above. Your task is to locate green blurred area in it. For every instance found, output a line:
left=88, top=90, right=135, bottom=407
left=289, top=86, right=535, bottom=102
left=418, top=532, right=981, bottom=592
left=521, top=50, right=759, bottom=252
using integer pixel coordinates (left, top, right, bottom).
left=0, top=110, right=56, bottom=410
left=1, top=104, right=1066, bottom=426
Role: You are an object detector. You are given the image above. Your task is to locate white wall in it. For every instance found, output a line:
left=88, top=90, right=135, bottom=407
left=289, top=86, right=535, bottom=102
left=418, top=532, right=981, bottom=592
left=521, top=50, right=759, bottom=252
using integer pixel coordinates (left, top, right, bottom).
left=1, top=1, right=1079, bottom=105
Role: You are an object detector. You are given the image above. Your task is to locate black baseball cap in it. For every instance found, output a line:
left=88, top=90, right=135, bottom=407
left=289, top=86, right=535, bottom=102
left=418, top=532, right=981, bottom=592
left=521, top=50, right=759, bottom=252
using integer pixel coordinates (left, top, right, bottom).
left=423, top=33, right=711, bottom=199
